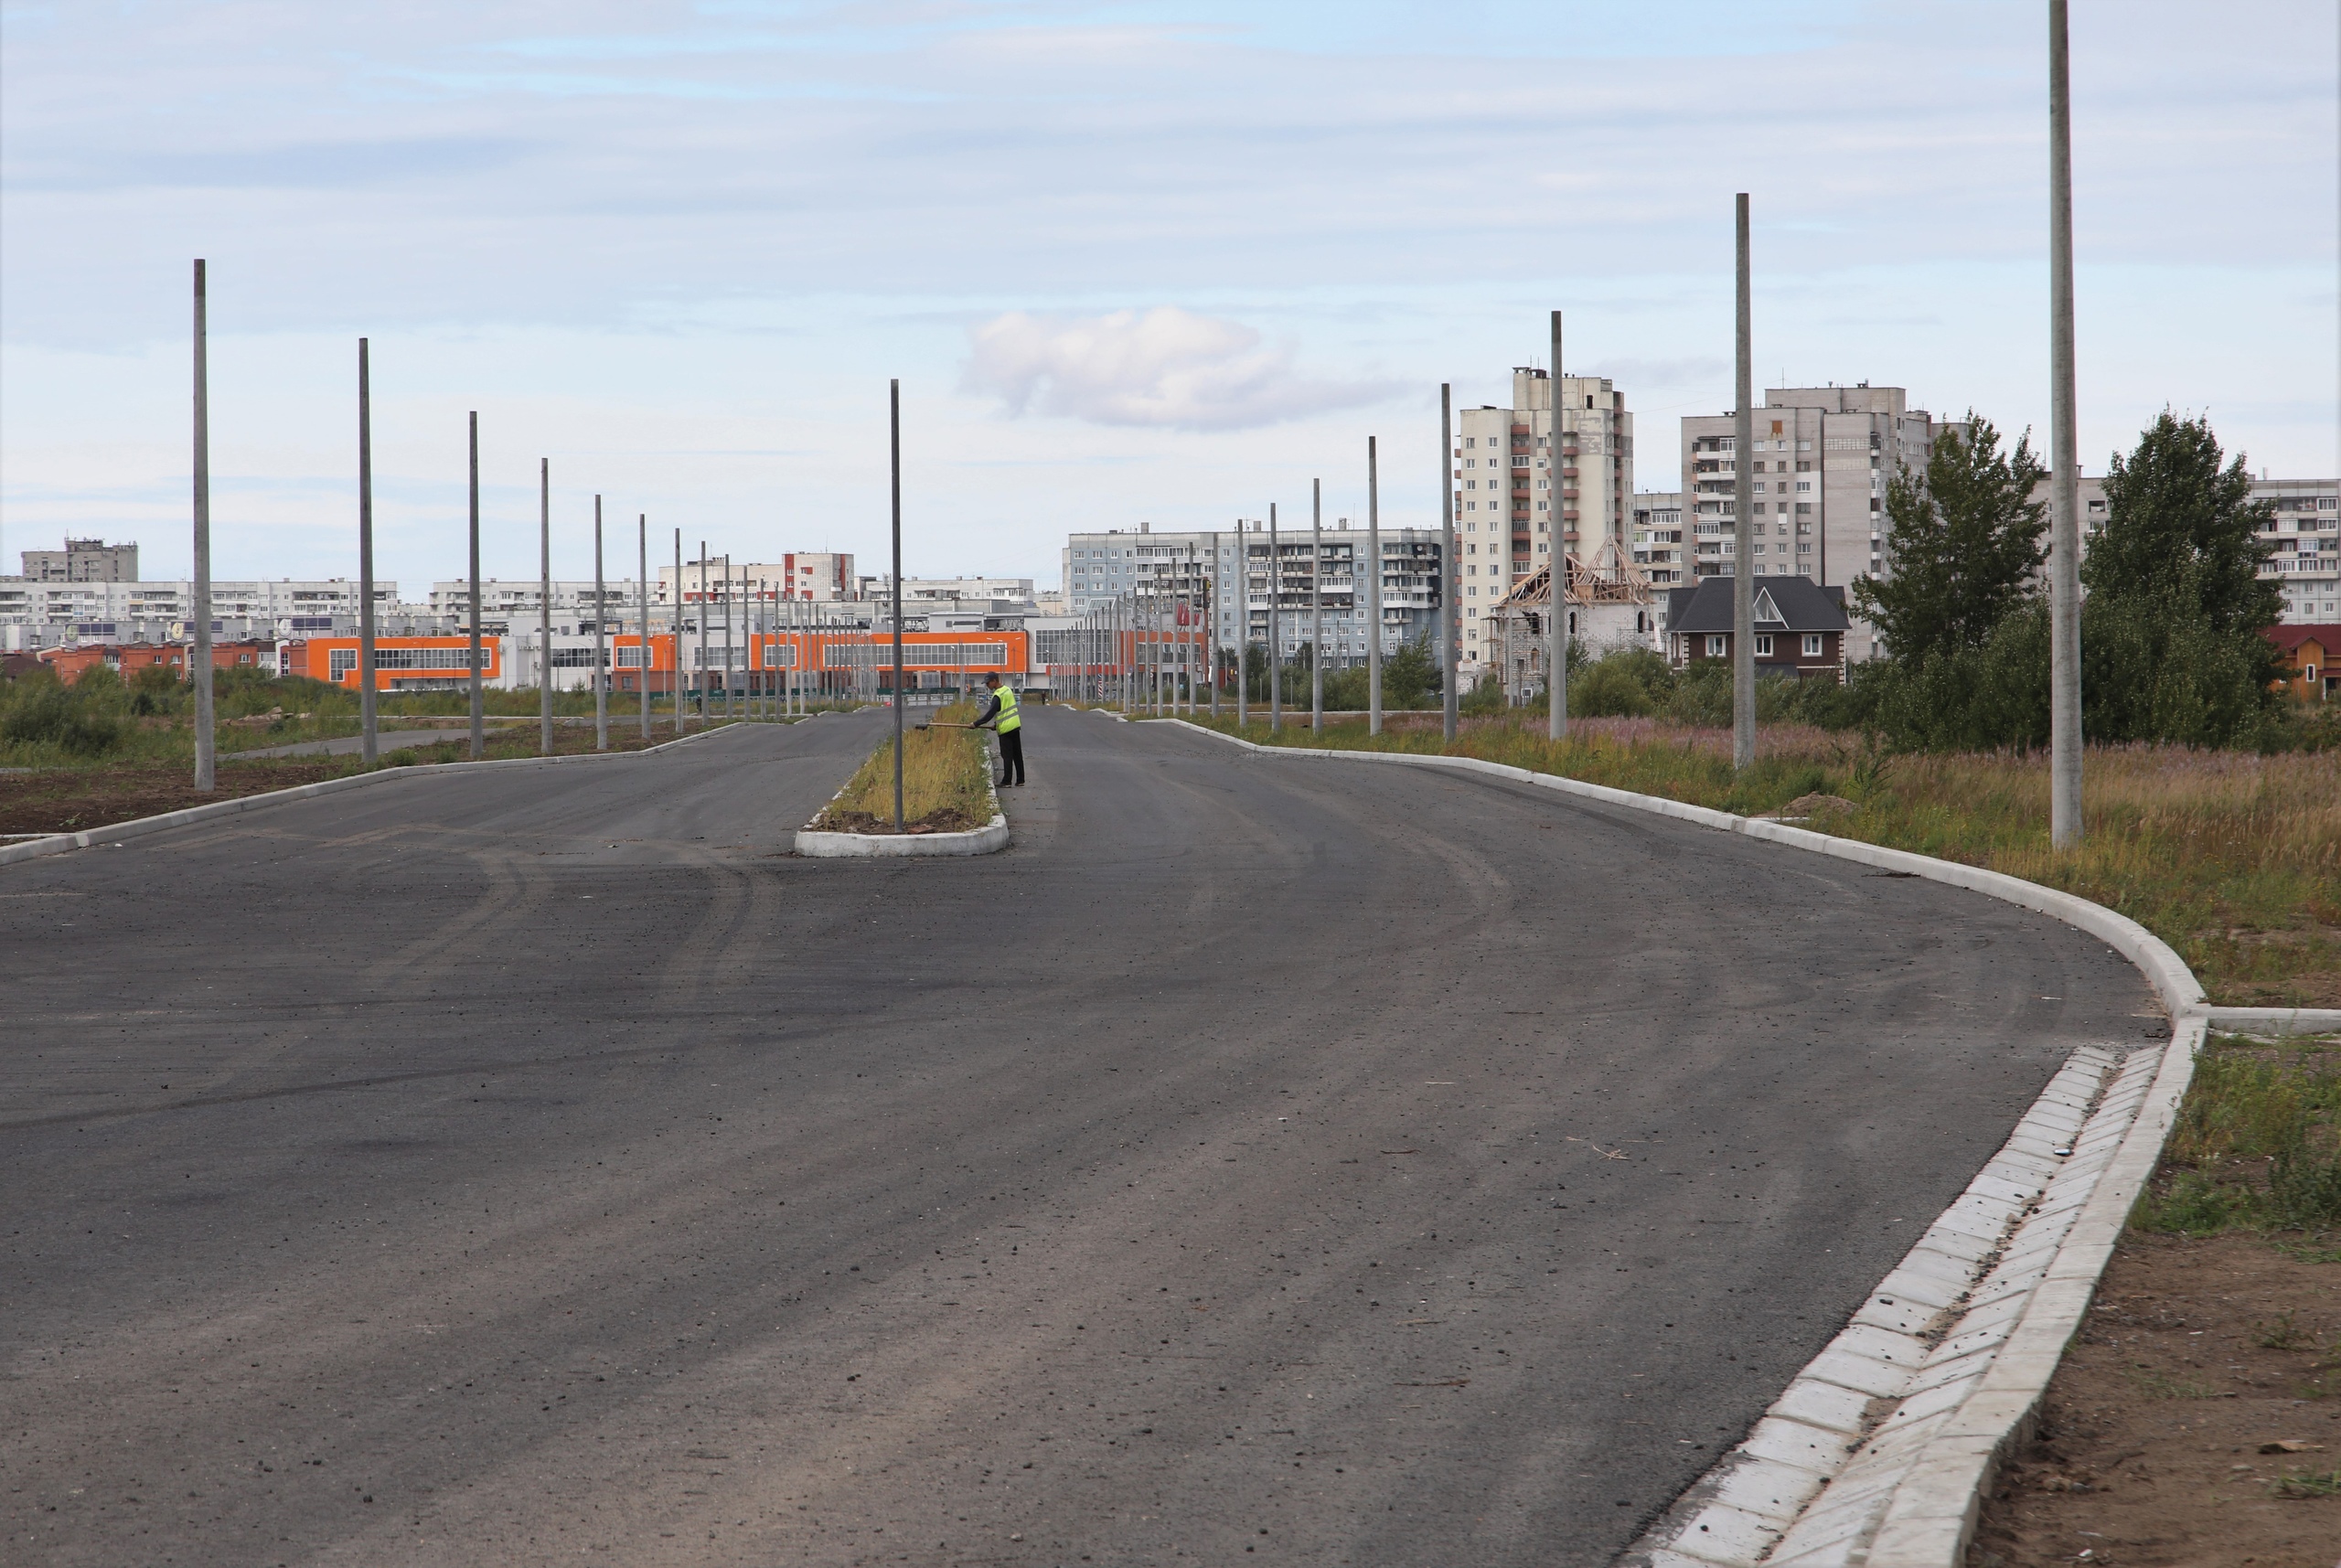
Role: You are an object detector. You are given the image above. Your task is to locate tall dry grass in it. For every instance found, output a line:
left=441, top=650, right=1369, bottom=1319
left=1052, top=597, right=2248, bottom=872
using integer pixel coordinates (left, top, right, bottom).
left=818, top=702, right=992, bottom=831
left=1199, top=712, right=2341, bottom=1007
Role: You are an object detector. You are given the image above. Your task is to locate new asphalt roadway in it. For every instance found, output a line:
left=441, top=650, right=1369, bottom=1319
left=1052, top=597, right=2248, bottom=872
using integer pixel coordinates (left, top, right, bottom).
left=0, top=707, right=2155, bottom=1566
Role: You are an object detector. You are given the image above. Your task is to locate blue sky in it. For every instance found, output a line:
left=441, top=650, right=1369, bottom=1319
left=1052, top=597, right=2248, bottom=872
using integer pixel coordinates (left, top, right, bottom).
left=2, top=0, right=2334, bottom=589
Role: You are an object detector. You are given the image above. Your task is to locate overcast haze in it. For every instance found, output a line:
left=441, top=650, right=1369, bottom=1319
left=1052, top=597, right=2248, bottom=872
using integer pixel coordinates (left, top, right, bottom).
left=2, top=0, right=2335, bottom=590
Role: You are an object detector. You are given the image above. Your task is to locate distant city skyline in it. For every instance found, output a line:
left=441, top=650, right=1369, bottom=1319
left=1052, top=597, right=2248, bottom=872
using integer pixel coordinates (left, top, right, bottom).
left=2, top=1, right=2333, bottom=591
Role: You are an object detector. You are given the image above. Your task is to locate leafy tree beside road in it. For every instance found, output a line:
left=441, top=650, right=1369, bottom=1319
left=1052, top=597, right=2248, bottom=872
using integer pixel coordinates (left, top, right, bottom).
left=1852, top=414, right=2049, bottom=667
left=2077, top=411, right=2283, bottom=746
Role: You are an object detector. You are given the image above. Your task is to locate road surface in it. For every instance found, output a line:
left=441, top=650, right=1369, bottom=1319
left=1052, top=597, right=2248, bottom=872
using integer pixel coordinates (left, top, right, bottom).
left=0, top=708, right=2154, bottom=1566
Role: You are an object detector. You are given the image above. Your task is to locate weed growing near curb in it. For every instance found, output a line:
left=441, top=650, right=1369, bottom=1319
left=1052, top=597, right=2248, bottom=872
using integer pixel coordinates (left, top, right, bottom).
left=2133, top=1033, right=2341, bottom=1243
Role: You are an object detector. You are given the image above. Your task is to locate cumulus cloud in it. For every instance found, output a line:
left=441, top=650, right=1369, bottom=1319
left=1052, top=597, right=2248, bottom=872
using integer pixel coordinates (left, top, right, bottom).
left=962, top=307, right=1396, bottom=432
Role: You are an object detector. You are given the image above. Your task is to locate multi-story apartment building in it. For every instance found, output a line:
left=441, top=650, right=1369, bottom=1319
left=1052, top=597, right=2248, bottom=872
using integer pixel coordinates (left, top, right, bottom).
left=19, top=537, right=138, bottom=582
left=892, top=576, right=1034, bottom=607
left=2254, top=478, right=2339, bottom=624
left=1450, top=365, right=1633, bottom=673
left=1630, top=492, right=1686, bottom=585
left=651, top=551, right=855, bottom=606
left=1681, top=385, right=1941, bottom=592
left=427, top=580, right=647, bottom=635
left=1241, top=519, right=1445, bottom=666
left=1679, top=384, right=1944, bottom=659
left=0, top=578, right=412, bottom=651
left=1061, top=521, right=1443, bottom=661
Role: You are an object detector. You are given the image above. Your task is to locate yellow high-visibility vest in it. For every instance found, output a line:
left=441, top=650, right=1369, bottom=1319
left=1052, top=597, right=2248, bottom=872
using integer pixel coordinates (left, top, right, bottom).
left=995, top=685, right=1021, bottom=733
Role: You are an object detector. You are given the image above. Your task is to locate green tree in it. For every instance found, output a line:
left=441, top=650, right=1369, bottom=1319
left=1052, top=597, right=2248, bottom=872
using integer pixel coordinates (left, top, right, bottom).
left=2078, top=412, right=2283, bottom=745
left=1851, top=413, right=2049, bottom=666
left=1379, top=633, right=1439, bottom=709
left=2084, top=410, right=2281, bottom=636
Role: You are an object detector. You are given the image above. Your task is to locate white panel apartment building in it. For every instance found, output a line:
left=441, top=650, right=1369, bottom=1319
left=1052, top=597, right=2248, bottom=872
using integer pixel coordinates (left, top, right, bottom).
left=0, top=577, right=413, bottom=651
left=1451, top=366, right=1632, bottom=673
left=1630, top=492, right=1686, bottom=585
left=653, top=552, right=856, bottom=606
left=1681, top=385, right=1940, bottom=590
left=1062, top=521, right=1445, bottom=661
left=2257, top=479, right=2339, bottom=624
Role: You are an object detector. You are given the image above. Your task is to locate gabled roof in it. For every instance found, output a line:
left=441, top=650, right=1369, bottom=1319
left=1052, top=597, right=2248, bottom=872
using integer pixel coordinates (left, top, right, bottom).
left=1662, top=575, right=1849, bottom=635
left=2263, top=624, right=2340, bottom=655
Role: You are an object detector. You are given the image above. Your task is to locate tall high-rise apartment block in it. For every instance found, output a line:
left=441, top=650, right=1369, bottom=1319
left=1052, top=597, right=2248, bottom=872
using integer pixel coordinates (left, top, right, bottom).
left=2254, top=478, right=2339, bottom=624
left=20, top=537, right=139, bottom=582
left=1630, top=492, right=1685, bottom=585
left=1680, top=385, right=1940, bottom=592
left=1451, top=367, right=1632, bottom=672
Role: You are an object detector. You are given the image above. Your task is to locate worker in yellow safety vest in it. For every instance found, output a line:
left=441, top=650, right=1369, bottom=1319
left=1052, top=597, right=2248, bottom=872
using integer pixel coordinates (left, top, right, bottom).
left=976, top=672, right=1024, bottom=787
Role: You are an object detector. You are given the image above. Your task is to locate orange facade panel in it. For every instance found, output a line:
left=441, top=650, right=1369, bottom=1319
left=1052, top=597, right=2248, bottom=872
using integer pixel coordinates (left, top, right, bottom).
left=294, top=636, right=504, bottom=690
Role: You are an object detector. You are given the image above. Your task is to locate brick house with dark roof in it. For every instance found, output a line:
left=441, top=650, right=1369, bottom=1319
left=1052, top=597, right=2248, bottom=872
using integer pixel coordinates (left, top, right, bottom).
left=1663, top=575, right=1850, bottom=681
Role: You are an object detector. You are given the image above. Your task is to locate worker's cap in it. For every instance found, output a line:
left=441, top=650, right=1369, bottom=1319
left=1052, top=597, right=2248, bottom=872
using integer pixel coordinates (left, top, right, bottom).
left=984, top=672, right=1002, bottom=685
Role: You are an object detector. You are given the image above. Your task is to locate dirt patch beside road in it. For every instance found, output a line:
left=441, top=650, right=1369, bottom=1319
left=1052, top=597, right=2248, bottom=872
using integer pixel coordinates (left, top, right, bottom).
left=0, top=761, right=356, bottom=836
left=1969, top=1029, right=2341, bottom=1567
left=1969, top=1232, right=2340, bottom=1565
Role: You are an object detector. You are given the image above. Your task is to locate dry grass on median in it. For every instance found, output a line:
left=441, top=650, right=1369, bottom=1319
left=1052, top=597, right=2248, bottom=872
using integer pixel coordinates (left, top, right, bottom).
left=1196, top=712, right=2341, bottom=1008
left=812, top=703, right=992, bottom=834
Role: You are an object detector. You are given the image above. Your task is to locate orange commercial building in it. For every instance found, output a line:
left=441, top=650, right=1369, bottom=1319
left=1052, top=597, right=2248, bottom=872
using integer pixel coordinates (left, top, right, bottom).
left=285, top=628, right=1030, bottom=697
left=283, top=635, right=504, bottom=691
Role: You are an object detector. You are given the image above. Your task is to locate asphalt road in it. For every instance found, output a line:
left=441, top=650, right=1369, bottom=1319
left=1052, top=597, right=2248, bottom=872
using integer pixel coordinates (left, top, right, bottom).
left=0, top=707, right=2154, bottom=1567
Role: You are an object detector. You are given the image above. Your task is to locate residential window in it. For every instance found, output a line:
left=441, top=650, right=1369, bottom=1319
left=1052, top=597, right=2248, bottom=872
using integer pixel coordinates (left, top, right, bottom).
left=1706, top=635, right=1726, bottom=658
left=1753, top=634, right=1774, bottom=656
left=1803, top=634, right=1823, bottom=656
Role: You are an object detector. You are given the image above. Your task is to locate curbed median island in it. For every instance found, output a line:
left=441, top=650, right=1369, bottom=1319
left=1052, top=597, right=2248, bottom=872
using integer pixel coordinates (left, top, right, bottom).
left=794, top=703, right=1008, bottom=858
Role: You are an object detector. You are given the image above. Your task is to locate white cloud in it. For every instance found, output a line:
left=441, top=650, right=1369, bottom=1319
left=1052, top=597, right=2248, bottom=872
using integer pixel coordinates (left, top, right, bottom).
left=962, top=307, right=1397, bottom=432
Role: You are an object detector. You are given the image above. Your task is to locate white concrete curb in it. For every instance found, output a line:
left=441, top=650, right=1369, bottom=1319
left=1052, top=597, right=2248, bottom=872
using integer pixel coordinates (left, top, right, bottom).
left=2201, top=1006, right=2341, bottom=1037
left=792, top=754, right=1010, bottom=858
left=1156, top=720, right=2208, bottom=1568
left=0, top=720, right=744, bottom=871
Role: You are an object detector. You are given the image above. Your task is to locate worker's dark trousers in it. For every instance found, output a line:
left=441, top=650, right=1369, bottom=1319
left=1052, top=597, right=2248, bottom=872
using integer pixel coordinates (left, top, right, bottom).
left=996, top=728, right=1025, bottom=786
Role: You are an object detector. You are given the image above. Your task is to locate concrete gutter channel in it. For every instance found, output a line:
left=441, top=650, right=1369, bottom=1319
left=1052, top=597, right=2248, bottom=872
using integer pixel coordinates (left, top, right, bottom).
left=1160, top=720, right=2326, bottom=1568
left=0, top=720, right=749, bottom=870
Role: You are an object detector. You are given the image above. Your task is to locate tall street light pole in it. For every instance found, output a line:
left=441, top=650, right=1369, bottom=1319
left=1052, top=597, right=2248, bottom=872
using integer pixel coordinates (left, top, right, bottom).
left=1310, top=479, right=1324, bottom=733
left=1235, top=530, right=1248, bottom=731
left=1548, top=309, right=1569, bottom=741
left=890, top=379, right=905, bottom=833
left=1209, top=530, right=1222, bottom=720
left=672, top=528, right=684, bottom=733
left=539, top=458, right=553, bottom=756
left=593, top=496, right=608, bottom=752
left=1367, top=439, right=1383, bottom=736
left=191, top=261, right=215, bottom=793
left=1268, top=505, right=1282, bottom=732
left=1441, top=383, right=1458, bottom=742
left=358, top=336, right=377, bottom=768
left=2048, top=0, right=2085, bottom=847
left=637, top=513, right=651, bottom=741
left=467, top=413, right=485, bottom=761
left=1732, top=194, right=1756, bottom=771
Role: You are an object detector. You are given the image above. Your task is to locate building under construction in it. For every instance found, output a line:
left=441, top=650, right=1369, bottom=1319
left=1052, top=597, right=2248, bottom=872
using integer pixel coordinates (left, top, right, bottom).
left=1484, top=542, right=1660, bottom=706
